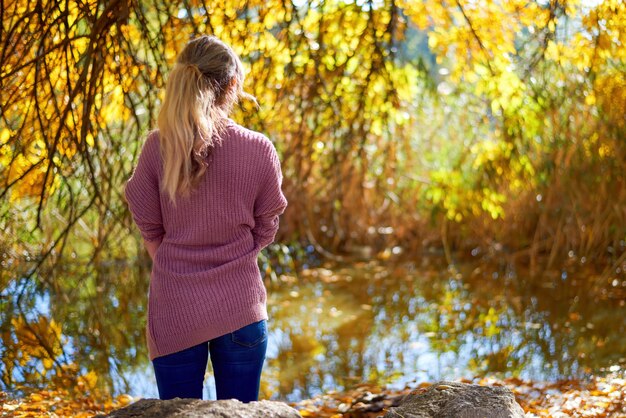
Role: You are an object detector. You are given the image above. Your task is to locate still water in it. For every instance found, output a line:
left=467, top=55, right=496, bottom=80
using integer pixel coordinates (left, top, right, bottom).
left=2, top=256, right=626, bottom=401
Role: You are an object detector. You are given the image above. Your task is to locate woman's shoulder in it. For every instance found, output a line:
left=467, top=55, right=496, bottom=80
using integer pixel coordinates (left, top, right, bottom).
left=138, top=129, right=161, bottom=153
left=128, top=130, right=161, bottom=163
left=225, top=119, right=274, bottom=150
left=146, top=129, right=161, bottom=145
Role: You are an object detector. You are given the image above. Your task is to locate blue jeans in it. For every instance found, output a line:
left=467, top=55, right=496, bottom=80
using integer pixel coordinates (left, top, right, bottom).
left=152, top=320, right=268, bottom=402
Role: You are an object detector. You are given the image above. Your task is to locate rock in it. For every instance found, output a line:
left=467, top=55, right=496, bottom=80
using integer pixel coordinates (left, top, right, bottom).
left=383, top=381, right=525, bottom=418
left=98, top=398, right=302, bottom=418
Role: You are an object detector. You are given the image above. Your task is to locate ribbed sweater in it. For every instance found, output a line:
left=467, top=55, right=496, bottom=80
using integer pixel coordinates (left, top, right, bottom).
left=124, top=119, right=287, bottom=360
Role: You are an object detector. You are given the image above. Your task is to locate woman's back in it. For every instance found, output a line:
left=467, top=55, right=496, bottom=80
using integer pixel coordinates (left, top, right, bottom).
left=125, top=119, right=286, bottom=360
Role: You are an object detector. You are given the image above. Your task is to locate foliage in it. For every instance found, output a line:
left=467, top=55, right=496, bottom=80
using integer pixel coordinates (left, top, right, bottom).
left=2, top=0, right=625, bottom=262
left=1, top=389, right=131, bottom=417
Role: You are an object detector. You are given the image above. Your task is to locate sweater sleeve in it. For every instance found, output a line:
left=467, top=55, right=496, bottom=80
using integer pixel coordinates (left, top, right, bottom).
left=124, top=133, right=165, bottom=243
left=251, top=139, right=288, bottom=251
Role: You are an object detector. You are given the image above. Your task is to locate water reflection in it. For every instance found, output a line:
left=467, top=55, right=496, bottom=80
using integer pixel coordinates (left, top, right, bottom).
left=1, top=256, right=625, bottom=402
left=264, top=259, right=626, bottom=400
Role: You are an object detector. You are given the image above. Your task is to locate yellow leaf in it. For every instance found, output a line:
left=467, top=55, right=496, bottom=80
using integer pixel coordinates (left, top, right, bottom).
left=2, top=404, right=19, bottom=411
left=29, top=393, right=44, bottom=402
left=0, top=128, right=11, bottom=143
left=42, top=358, right=54, bottom=370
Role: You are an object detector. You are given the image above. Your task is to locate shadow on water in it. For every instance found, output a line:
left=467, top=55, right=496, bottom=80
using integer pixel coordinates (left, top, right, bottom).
left=1, top=255, right=625, bottom=402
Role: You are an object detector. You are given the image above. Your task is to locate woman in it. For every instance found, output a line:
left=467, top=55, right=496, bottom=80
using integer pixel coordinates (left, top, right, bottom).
left=124, top=35, right=287, bottom=402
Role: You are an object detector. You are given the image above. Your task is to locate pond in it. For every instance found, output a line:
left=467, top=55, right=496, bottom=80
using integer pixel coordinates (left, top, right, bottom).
left=2, top=256, right=625, bottom=402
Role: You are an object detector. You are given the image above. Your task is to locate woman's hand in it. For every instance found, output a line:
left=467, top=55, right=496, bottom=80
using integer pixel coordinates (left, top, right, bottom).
left=144, top=238, right=162, bottom=261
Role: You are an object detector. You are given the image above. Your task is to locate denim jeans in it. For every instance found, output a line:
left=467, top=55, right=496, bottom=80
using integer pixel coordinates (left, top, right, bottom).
left=152, top=320, right=268, bottom=402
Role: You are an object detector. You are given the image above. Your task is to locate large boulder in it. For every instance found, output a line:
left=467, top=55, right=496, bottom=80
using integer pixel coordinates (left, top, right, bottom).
left=98, top=398, right=302, bottom=418
left=383, top=381, right=525, bottom=418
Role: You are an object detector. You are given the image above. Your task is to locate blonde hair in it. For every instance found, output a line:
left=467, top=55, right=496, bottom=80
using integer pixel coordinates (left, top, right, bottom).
left=157, top=35, right=254, bottom=204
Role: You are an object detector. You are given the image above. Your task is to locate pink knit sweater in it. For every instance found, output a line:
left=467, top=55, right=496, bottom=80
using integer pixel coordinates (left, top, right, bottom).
left=124, top=119, right=287, bottom=360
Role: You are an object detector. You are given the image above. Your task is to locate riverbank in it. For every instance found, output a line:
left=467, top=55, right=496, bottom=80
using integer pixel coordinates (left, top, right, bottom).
left=1, top=375, right=624, bottom=417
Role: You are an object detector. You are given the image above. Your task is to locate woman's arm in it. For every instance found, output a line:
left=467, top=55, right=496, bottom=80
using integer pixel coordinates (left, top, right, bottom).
left=251, top=140, right=288, bottom=251
left=124, top=133, right=166, bottom=246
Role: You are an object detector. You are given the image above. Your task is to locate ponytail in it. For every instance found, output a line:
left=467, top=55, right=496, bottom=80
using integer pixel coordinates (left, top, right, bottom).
left=157, top=63, right=227, bottom=204
left=156, top=35, right=253, bottom=205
